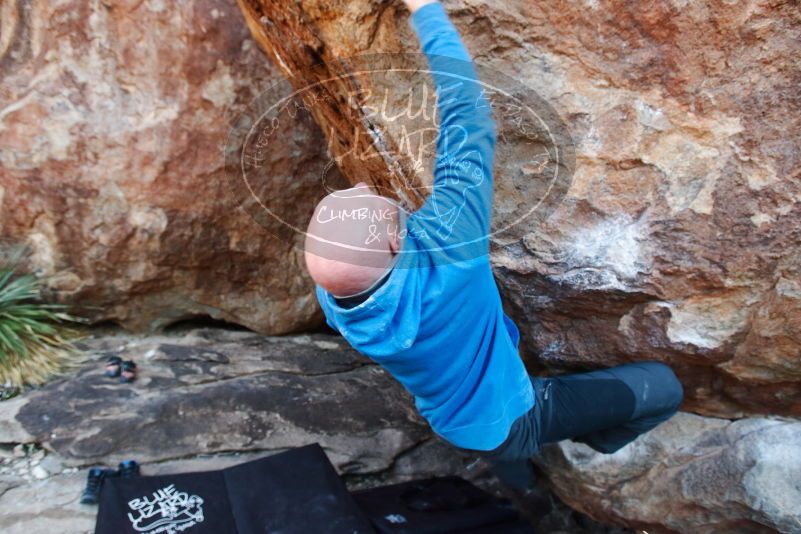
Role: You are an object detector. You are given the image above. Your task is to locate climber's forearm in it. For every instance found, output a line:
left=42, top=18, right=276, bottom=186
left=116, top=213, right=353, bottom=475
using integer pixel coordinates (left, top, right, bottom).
left=408, top=1, right=496, bottom=243
left=401, top=0, right=439, bottom=14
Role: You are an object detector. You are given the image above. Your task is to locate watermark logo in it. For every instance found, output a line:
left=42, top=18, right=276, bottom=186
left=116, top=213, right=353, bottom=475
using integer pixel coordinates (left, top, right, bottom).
left=225, top=53, right=574, bottom=267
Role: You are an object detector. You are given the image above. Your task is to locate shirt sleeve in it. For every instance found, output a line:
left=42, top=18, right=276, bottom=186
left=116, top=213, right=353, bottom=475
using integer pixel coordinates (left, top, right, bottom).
left=409, top=2, right=497, bottom=261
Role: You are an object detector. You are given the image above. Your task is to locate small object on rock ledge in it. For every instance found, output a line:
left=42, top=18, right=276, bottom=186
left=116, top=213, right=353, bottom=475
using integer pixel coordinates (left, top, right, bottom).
left=104, top=356, right=122, bottom=378
left=119, top=360, right=137, bottom=383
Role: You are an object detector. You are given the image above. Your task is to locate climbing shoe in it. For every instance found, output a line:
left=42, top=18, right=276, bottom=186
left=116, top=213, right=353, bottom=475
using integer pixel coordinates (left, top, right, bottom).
left=119, top=360, right=137, bottom=383
left=118, top=459, right=140, bottom=478
left=104, top=356, right=122, bottom=378
left=80, top=467, right=110, bottom=504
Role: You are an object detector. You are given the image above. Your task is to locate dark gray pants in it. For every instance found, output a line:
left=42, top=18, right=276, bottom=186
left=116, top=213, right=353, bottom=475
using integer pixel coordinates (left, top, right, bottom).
left=459, top=361, right=684, bottom=488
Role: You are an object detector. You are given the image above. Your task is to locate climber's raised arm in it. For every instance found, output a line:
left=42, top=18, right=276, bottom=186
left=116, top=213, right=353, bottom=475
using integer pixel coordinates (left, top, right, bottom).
left=404, top=0, right=497, bottom=258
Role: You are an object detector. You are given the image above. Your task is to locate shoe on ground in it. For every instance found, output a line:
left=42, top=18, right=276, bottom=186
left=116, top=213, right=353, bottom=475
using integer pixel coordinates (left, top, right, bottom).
left=80, top=467, right=113, bottom=504
left=119, top=360, right=137, bottom=383
left=104, top=356, right=122, bottom=378
left=118, top=459, right=140, bottom=478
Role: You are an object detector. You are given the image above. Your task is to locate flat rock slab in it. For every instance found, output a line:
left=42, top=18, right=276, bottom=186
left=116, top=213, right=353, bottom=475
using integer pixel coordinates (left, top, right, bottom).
left=6, top=329, right=430, bottom=473
left=0, top=470, right=96, bottom=534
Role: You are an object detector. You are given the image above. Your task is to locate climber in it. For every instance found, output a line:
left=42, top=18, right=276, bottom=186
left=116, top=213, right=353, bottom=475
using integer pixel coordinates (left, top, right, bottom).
left=303, top=0, right=684, bottom=489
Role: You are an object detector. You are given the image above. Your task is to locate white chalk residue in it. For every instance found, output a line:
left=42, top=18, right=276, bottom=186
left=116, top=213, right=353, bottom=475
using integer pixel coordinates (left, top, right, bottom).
left=553, top=215, right=647, bottom=291
left=128, top=206, right=168, bottom=234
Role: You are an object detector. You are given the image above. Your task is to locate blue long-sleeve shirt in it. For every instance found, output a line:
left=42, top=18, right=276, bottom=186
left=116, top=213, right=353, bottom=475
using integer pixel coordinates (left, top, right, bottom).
left=315, top=1, right=535, bottom=451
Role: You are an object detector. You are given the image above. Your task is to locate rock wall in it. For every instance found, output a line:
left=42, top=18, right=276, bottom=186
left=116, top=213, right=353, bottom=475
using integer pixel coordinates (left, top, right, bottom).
left=0, top=0, right=347, bottom=333
left=234, top=0, right=801, bottom=532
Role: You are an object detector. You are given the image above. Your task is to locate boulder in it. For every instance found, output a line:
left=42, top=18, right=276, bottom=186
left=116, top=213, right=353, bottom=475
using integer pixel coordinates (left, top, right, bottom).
left=536, top=412, right=801, bottom=534
left=8, top=329, right=429, bottom=471
left=0, top=0, right=349, bottom=333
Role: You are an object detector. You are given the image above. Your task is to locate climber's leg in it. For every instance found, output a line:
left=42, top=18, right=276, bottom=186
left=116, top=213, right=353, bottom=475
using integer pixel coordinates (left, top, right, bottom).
left=463, top=375, right=546, bottom=489
left=461, top=363, right=683, bottom=488
left=538, top=361, right=684, bottom=454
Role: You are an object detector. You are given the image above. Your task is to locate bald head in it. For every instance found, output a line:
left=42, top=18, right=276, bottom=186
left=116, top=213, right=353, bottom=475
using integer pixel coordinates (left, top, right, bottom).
left=304, top=182, right=403, bottom=297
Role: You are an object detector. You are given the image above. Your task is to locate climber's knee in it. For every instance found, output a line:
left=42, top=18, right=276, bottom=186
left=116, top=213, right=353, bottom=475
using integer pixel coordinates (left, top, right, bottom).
left=616, top=361, right=684, bottom=420
left=654, top=362, right=684, bottom=412
left=640, top=361, right=684, bottom=414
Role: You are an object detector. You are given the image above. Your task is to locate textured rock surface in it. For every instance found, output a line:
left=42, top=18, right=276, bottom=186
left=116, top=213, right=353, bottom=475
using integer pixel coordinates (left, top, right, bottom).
left=8, top=329, right=428, bottom=470
left=4, top=0, right=797, bottom=405
left=0, top=469, right=97, bottom=534
left=536, top=412, right=801, bottom=534
left=0, top=0, right=349, bottom=333
left=0, top=329, right=629, bottom=534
